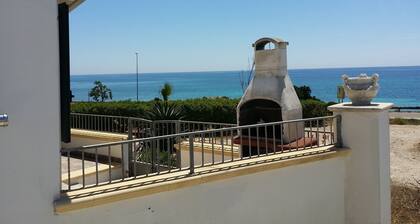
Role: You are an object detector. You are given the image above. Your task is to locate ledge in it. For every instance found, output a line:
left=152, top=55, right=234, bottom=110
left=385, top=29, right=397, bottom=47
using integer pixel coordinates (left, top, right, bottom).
left=177, top=142, right=240, bottom=158
left=328, top=102, right=394, bottom=112
left=71, top=129, right=128, bottom=141
left=54, top=145, right=350, bottom=213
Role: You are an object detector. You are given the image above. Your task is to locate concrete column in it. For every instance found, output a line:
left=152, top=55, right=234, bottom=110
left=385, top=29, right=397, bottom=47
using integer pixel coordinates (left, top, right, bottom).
left=328, top=103, right=393, bottom=224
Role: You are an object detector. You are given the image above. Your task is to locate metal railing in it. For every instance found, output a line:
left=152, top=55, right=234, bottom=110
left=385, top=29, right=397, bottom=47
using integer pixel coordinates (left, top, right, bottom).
left=61, top=115, right=341, bottom=192
left=71, top=113, right=154, bottom=138
left=391, top=106, right=420, bottom=112
left=70, top=113, right=235, bottom=139
left=152, top=120, right=236, bottom=143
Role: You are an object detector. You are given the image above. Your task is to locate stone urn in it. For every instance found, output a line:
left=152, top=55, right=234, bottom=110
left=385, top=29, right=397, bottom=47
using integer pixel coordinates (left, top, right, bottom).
left=342, top=73, right=379, bottom=106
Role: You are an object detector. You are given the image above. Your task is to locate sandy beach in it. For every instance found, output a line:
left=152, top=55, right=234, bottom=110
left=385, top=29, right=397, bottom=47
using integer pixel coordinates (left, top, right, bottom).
left=390, top=122, right=420, bottom=223
left=390, top=125, right=420, bottom=185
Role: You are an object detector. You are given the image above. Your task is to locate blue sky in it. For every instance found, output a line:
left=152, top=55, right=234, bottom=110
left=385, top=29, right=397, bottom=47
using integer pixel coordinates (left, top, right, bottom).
left=69, top=0, right=420, bottom=74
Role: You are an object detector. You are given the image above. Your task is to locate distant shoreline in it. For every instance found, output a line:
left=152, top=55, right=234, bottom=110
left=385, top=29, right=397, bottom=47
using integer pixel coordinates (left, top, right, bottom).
left=70, top=65, right=420, bottom=76
left=70, top=66, right=420, bottom=107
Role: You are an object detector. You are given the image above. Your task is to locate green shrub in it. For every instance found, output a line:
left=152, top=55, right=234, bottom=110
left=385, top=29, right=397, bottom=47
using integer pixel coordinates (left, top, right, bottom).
left=71, top=97, right=332, bottom=123
left=172, top=97, right=238, bottom=123
left=301, top=100, right=334, bottom=118
left=71, top=100, right=153, bottom=117
left=71, top=98, right=238, bottom=123
left=390, top=118, right=420, bottom=125
left=294, top=85, right=318, bottom=100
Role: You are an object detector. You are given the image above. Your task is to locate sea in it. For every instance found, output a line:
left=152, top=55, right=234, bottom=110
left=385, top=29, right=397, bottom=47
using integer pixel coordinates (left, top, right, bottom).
left=71, top=66, right=420, bottom=107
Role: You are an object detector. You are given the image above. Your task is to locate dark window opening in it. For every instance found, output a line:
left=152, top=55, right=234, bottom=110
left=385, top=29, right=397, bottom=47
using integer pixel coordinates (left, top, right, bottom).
left=58, top=3, right=71, bottom=143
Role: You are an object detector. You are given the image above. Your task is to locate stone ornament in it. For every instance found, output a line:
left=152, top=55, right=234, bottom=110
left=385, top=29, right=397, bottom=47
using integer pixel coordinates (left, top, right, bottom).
left=342, top=73, right=379, bottom=106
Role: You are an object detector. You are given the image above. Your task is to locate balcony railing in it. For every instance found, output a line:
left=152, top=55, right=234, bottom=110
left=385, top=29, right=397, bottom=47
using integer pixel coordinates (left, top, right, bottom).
left=61, top=115, right=341, bottom=192
left=70, top=113, right=154, bottom=138
left=70, top=113, right=235, bottom=139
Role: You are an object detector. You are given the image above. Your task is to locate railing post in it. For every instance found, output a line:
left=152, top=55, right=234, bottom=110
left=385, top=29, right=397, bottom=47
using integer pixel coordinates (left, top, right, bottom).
left=176, top=121, right=182, bottom=169
left=335, top=115, right=342, bottom=148
left=127, top=118, right=133, bottom=176
left=175, top=120, right=181, bottom=134
left=189, top=134, right=194, bottom=175
left=152, top=121, right=156, bottom=137
left=151, top=139, right=157, bottom=172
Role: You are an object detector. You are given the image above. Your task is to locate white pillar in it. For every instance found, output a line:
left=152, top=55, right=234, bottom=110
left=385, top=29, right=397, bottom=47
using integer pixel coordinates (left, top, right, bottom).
left=328, top=103, right=393, bottom=224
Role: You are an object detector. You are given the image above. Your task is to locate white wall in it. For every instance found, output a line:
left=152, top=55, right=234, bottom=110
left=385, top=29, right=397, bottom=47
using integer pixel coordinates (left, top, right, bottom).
left=329, top=103, right=392, bottom=224
left=0, top=0, right=61, bottom=223
left=57, top=156, right=346, bottom=224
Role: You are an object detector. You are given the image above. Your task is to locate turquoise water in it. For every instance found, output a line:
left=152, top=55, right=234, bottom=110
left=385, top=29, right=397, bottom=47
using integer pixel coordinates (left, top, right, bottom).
left=71, top=66, right=420, bottom=106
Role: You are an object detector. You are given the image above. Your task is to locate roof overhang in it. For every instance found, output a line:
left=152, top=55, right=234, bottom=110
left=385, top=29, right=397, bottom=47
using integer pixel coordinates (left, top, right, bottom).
left=58, top=0, right=85, bottom=11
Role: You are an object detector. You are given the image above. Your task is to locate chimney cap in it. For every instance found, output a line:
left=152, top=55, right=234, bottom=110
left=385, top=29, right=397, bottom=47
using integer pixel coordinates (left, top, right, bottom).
left=253, top=37, right=289, bottom=50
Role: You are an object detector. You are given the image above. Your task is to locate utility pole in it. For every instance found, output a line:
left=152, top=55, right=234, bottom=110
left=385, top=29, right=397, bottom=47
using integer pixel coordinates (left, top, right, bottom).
left=135, top=52, right=139, bottom=101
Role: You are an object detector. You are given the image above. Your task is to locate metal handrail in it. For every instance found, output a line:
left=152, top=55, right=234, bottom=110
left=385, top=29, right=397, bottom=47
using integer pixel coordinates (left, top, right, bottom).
left=62, top=114, right=341, bottom=192
left=70, top=113, right=234, bottom=132
left=71, top=113, right=152, bottom=122
left=64, top=115, right=337, bottom=151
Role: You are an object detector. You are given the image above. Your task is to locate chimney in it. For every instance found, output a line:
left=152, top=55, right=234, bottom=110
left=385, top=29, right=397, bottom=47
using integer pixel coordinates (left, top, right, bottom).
left=237, top=37, right=304, bottom=156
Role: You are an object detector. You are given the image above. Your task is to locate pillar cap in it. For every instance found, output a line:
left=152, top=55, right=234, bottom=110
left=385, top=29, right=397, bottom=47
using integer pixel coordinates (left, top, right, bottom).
left=328, top=102, right=394, bottom=112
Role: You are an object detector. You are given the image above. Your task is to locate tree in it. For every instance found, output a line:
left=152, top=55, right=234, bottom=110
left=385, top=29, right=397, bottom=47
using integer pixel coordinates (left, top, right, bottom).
left=89, top=80, right=113, bottom=102
left=294, top=85, right=317, bottom=100
left=160, top=82, right=172, bottom=101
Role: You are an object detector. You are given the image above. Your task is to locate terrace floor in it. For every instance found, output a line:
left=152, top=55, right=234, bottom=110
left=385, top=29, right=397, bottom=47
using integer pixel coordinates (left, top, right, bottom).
left=61, top=156, right=100, bottom=174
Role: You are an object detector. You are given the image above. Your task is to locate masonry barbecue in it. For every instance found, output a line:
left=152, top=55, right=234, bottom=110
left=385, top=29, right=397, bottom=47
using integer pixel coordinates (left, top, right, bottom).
left=235, top=37, right=313, bottom=157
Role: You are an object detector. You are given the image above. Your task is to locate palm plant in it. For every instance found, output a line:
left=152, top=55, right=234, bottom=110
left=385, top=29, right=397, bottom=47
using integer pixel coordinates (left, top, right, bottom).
left=160, top=82, right=172, bottom=101
left=147, top=82, right=183, bottom=120
left=146, top=101, right=184, bottom=121
left=142, top=83, right=185, bottom=170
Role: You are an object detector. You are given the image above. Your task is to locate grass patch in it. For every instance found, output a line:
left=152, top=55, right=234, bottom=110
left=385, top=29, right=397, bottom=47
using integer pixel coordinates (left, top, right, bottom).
left=391, top=180, right=420, bottom=224
left=390, top=118, right=420, bottom=125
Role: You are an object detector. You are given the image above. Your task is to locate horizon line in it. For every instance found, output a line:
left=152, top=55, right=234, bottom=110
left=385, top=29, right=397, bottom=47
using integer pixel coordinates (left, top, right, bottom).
left=70, top=64, right=420, bottom=76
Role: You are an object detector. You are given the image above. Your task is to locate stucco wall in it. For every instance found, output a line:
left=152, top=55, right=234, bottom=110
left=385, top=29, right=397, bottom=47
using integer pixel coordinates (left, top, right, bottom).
left=57, top=156, right=346, bottom=224
left=0, top=0, right=61, bottom=223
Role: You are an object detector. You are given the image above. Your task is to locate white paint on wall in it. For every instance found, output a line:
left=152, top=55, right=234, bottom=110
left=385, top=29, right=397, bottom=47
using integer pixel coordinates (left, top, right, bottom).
left=0, top=0, right=61, bottom=223
left=57, top=157, right=346, bottom=224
